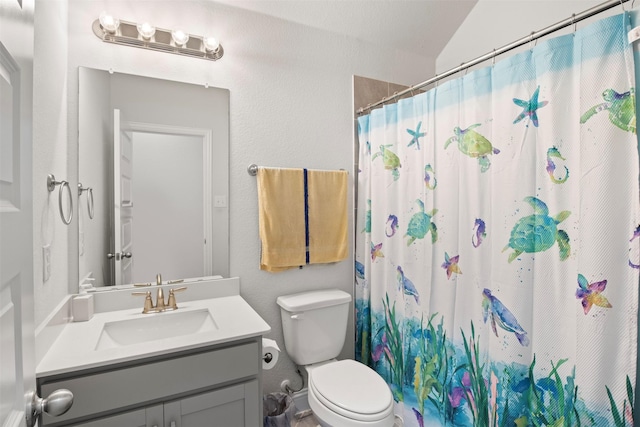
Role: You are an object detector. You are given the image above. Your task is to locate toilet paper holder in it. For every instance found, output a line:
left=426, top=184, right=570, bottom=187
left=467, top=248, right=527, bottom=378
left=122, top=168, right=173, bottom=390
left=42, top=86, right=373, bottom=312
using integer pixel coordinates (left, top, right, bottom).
left=263, top=352, right=273, bottom=363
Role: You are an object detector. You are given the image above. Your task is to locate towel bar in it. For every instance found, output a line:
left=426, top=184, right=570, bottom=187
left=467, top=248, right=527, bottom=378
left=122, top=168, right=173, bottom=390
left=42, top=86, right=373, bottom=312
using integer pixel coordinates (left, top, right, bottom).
left=247, top=164, right=347, bottom=176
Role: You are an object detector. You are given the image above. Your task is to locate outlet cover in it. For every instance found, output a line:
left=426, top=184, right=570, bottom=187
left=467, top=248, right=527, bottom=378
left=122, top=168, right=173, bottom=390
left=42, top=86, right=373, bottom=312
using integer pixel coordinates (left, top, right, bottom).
left=214, top=195, right=227, bottom=208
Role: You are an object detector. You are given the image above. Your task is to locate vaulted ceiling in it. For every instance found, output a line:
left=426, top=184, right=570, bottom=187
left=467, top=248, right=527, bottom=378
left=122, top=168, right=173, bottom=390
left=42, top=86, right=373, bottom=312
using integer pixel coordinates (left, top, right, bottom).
left=213, top=0, right=478, bottom=59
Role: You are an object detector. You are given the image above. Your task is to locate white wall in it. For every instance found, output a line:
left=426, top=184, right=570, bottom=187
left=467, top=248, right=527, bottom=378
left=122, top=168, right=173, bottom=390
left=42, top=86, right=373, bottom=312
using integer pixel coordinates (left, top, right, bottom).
left=46, top=0, right=435, bottom=394
left=33, top=0, right=72, bottom=327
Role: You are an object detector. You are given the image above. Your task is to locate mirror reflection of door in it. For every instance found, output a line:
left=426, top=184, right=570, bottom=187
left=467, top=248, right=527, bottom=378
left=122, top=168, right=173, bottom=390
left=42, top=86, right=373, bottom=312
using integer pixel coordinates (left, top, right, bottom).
left=78, top=68, right=229, bottom=288
left=111, top=115, right=211, bottom=285
left=113, top=109, right=134, bottom=284
left=130, top=131, right=206, bottom=283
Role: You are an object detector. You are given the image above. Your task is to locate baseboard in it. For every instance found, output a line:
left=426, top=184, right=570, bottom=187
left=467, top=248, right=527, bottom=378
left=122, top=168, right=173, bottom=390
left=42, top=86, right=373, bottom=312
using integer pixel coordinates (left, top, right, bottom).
left=292, top=388, right=310, bottom=412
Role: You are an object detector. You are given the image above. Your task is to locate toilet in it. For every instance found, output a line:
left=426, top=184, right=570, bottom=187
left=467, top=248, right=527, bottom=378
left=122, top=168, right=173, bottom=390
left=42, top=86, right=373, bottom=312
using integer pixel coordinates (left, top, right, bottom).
left=277, top=289, right=395, bottom=427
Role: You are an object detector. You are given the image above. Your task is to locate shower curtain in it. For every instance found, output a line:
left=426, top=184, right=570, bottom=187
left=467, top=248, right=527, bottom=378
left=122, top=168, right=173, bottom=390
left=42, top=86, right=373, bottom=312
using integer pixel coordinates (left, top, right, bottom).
left=355, top=13, right=639, bottom=427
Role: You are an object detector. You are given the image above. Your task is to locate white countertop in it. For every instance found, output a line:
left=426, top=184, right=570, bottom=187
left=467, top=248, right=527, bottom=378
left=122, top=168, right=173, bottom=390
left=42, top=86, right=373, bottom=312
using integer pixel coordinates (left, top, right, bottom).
left=37, top=281, right=271, bottom=378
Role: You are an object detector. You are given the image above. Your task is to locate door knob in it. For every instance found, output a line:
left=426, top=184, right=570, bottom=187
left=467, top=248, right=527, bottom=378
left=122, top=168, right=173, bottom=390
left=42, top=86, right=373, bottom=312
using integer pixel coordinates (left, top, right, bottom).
left=121, top=252, right=132, bottom=258
left=25, top=389, right=74, bottom=427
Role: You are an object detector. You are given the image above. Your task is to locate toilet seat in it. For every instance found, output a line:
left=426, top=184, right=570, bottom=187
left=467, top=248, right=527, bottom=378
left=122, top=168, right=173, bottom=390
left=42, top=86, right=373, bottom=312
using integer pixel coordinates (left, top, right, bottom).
left=308, top=359, right=393, bottom=423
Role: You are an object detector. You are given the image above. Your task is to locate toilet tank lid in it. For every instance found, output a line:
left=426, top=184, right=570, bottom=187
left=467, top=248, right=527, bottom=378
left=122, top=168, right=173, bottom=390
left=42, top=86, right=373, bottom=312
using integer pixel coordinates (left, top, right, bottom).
left=277, top=289, right=352, bottom=312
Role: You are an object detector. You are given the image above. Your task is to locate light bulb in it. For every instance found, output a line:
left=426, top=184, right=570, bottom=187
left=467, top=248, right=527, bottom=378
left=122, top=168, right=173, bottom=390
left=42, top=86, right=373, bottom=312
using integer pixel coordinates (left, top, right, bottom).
left=203, top=36, right=220, bottom=52
left=137, top=22, right=156, bottom=39
left=171, top=30, right=189, bottom=46
left=99, top=12, right=120, bottom=33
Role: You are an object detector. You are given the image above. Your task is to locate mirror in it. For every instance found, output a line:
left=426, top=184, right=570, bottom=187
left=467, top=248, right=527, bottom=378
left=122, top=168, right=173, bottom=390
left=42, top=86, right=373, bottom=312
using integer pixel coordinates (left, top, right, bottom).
left=78, top=67, right=229, bottom=287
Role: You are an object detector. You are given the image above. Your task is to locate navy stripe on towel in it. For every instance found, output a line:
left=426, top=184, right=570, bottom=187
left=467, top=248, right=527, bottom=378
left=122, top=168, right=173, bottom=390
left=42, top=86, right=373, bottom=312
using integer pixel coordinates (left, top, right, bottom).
left=303, top=169, right=310, bottom=264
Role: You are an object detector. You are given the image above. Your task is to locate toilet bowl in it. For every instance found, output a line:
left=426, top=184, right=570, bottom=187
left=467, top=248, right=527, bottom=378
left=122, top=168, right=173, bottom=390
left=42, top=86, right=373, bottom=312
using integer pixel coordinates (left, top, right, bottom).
left=276, top=289, right=395, bottom=427
left=306, top=359, right=394, bottom=427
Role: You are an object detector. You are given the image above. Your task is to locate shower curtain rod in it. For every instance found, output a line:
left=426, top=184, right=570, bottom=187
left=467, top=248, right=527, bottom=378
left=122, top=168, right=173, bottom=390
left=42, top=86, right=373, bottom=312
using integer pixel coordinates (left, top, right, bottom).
left=356, top=0, right=632, bottom=115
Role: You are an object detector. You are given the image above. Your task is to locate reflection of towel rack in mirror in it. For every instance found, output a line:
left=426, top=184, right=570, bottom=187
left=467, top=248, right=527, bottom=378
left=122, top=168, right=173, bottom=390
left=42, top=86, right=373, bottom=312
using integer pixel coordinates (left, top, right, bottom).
left=47, top=174, right=73, bottom=225
left=78, top=183, right=94, bottom=219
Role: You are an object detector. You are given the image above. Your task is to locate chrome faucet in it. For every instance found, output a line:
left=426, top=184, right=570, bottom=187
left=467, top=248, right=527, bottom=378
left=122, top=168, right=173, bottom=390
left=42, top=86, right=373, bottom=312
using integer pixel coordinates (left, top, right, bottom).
left=131, top=273, right=187, bottom=314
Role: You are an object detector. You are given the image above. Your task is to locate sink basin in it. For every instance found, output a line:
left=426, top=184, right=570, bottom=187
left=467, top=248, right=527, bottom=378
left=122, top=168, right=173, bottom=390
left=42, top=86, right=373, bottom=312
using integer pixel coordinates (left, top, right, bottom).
left=95, top=309, right=217, bottom=350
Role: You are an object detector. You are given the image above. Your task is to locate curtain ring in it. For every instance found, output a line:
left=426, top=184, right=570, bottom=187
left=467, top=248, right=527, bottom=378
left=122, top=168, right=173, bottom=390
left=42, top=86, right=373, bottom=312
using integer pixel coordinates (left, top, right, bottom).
left=492, top=49, right=496, bottom=65
left=529, top=31, right=535, bottom=50
left=620, top=0, right=626, bottom=11
left=410, top=86, right=415, bottom=96
left=571, top=13, right=577, bottom=32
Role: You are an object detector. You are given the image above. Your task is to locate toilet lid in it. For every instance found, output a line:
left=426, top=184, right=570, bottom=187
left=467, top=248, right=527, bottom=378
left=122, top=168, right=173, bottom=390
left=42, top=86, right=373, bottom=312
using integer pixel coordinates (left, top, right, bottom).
left=310, top=359, right=392, bottom=417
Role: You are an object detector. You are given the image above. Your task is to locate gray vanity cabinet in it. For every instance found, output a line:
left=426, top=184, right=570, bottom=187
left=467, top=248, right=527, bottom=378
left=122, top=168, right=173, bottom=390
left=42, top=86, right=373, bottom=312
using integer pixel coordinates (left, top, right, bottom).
left=72, top=405, right=162, bottom=427
left=164, top=380, right=259, bottom=426
left=37, top=339, right=262, bottom=427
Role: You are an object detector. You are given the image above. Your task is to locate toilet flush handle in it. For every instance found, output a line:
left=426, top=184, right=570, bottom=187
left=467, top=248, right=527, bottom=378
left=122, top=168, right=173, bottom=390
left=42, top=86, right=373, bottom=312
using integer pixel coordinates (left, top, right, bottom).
left=290, top=313, right=304, bottom=320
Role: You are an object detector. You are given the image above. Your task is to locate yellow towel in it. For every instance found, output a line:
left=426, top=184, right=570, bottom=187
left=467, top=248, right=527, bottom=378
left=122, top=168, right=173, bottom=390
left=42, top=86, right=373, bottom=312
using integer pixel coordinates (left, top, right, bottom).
left=257, top=167, right=348, bottom=272
left=307, top=170, right=348, bottom=264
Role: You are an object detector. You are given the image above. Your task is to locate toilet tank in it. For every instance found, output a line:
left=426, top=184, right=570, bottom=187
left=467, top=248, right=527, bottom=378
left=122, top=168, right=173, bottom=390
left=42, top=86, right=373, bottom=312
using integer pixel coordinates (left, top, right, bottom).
left=277, top=289, right=352, bottom=365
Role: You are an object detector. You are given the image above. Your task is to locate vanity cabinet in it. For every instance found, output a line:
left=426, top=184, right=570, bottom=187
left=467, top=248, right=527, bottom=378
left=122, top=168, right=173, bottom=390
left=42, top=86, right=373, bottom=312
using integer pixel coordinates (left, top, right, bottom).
left=37, top=340, right=261, bottom=427
left=72, top=405, right=162, bottom=427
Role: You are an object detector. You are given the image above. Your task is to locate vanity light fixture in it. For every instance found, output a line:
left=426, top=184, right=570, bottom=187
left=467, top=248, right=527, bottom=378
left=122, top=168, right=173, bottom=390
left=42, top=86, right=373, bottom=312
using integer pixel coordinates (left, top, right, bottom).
left=92, top=12, right=224, bottom=61
left=203, top=36, right=220, bottom=53
left=136, top=22, right=156, bottom=40
left=171, top=29, right=189, bottom=47
left=98, top=11, right=120, bottom=33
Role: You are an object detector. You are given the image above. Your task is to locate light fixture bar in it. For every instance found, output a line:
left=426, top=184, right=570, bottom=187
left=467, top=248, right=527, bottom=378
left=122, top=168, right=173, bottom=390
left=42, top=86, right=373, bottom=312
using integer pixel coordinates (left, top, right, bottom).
left=92, top=18, right=224, bottom=61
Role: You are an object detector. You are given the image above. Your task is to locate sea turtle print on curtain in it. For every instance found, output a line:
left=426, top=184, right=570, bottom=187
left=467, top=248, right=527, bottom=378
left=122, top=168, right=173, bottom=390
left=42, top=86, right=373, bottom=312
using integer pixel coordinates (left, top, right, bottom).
left=356, top=12, right=639, bottom=427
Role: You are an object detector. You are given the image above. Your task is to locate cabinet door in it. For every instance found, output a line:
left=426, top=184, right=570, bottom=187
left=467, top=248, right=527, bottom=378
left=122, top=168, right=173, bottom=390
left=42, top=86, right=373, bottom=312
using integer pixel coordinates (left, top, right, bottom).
left=164, top=380, right=259, bottom=427
left=73, top=405, right=162, bottom=427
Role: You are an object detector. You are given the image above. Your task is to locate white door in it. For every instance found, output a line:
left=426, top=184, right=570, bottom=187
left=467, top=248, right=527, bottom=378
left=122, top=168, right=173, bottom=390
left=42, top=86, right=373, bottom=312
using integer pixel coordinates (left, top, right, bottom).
left=113, top=109, right=134, bottom=285
left=0, top=35, right=35, bottom=427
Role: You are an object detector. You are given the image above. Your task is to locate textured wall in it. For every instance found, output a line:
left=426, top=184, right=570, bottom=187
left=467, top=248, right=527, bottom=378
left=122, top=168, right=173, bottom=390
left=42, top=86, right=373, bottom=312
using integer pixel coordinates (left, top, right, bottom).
left=33, top=0, right=71, bottom=327
left=29, top=0, right=436, bottom=393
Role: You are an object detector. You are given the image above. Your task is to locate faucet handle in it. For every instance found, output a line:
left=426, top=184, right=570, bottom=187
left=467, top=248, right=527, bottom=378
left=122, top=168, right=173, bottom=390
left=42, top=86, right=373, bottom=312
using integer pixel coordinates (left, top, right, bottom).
left=132, top=291, right=154, bottom=313
left=166, top=287, right=187, bottom=310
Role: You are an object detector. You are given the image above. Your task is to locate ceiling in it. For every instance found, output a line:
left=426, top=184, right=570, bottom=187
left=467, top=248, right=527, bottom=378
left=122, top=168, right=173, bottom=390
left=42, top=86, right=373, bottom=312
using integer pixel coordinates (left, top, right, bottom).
left=213, top=0, right=478, bottom=59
